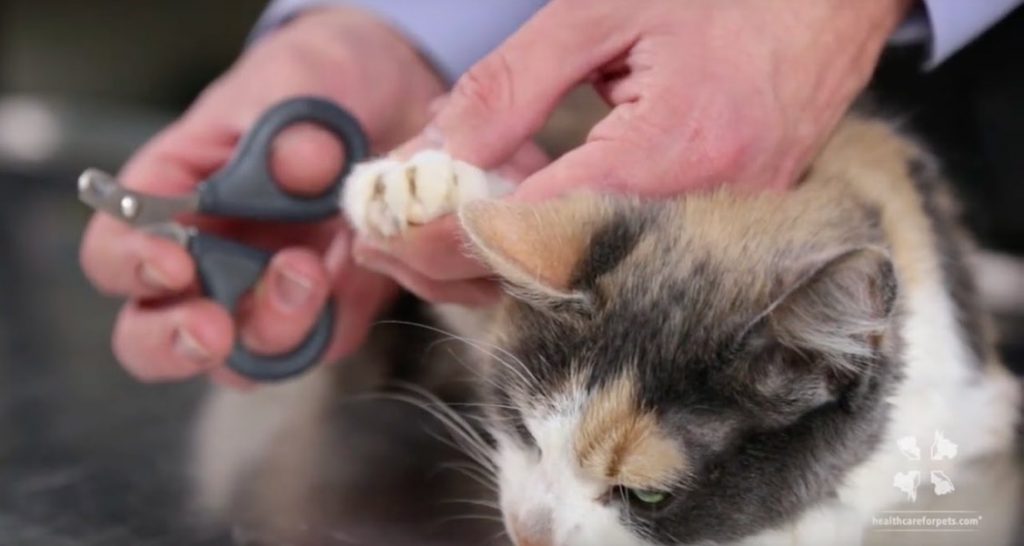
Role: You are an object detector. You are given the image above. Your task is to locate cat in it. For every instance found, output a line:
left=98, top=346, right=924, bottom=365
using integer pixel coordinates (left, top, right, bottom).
left=192, top=114, right=1022, bottom=546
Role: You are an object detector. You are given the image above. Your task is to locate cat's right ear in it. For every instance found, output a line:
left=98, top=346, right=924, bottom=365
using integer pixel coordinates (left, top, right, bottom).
left=729, top=246, right=898, bottom=424
left=459, top=195, right=611, bottom=307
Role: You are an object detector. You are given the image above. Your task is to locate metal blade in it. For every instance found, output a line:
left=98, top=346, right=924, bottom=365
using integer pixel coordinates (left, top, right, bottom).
left=77, top=168, right=199, bottom=227
left=140, top=222, right=196, bottom=247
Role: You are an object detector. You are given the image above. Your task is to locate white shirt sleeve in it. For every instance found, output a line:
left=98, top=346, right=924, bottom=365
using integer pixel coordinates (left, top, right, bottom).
left=902, top=0, right=1023, bottom=67
left=251, top=0, right=549, bottom=83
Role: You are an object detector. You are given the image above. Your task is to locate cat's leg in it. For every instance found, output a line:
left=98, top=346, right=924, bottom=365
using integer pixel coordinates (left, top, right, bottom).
left=190, top=368, right=335, bottom=517
left=343, top=150, right=513, bottom=237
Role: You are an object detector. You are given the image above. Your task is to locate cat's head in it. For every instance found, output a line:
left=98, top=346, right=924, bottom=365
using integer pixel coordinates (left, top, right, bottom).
left=458, top=191, right=901, bottom=546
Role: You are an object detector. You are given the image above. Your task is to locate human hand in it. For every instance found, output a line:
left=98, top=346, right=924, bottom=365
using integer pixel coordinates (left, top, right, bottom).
left=353, top=0, right=913, bottom=302
left=80, top=7, right=444, bottom=386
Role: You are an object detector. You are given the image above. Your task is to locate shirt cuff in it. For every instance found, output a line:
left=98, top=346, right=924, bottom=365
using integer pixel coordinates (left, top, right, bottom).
left=892, top=0, right=1022, bottom=68
left=251, top=0, right=549, bottom=83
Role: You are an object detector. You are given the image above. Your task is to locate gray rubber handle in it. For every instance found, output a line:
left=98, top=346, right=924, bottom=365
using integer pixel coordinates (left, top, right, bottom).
left=188, top=233, right=333, bottom=381
left=196, top=97, right=369, bottom=221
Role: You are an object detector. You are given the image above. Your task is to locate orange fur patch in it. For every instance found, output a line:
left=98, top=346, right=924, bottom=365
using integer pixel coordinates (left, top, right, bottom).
left=574, top=375, right=687, bottom=489
left=460, top=196, right=610, bottom=294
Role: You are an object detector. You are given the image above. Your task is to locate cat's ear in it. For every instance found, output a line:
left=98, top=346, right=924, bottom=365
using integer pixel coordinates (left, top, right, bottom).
left=760, top=245, right=898, bottom=363
left=459, top=195, right=611, bottom=305
left=733, top=246, right=898, bottom=422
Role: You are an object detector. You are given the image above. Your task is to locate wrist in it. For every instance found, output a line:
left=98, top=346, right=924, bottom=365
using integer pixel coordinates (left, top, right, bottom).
left=847, top=0, right=918, bottom=69
left=815, top=0, right=921, bottom=83
left=864, top=0, right=918, bottom=41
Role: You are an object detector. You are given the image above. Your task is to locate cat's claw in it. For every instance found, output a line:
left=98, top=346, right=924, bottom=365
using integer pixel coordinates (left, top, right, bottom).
left=343, top=150, right=507, bottom=238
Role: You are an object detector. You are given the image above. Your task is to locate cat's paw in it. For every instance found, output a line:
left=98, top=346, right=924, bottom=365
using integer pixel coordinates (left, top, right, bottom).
left=343, top=150, right=510, bottom=237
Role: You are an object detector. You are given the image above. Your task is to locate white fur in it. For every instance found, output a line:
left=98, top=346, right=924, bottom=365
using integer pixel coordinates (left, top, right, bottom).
left=496, top=397, right=647, bottom=546
left=191, top=368, right=333, bottom=515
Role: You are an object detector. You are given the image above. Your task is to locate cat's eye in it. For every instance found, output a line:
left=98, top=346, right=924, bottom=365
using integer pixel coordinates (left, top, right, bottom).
left=631, top=489, right=668, bottom=504
left=621, top=487, right=672, bottom=508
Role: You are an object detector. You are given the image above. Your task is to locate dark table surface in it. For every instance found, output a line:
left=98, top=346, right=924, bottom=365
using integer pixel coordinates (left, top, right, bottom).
left=0, top=170, right=503, bottom=546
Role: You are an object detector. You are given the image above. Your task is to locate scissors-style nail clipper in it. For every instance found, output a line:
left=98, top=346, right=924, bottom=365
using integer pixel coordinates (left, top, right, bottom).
left=78, top=97, right=369, bottom=381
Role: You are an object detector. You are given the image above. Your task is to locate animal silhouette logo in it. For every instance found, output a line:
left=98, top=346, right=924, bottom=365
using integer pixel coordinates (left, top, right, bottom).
left=893, top=430, right=958, bottom=502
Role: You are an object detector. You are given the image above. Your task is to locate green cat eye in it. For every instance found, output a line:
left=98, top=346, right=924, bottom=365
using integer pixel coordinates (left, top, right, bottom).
left=630, top=489, right=668, bottom=505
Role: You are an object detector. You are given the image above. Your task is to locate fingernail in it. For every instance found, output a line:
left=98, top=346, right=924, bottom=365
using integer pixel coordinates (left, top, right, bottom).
left=173, top=328, right=211, bottom=364
left=139, top=262, right=171, bottom=290
left=274, top=268, right=314, bottom=310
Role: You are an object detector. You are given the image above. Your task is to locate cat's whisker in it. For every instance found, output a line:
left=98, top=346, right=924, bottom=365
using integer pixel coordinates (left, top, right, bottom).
left=350, top=388, right=496, bottom=472
left=436, top=336, right=536, bottom=394
left=426, top=429, right=496, bottom=472
left=422, top=414, right=497, bottom=472
left=378, top=319, right=539, bottom=391
left=436, top=513, right=506, bottom=525
left=439, top=497, right=503, bottom=512
left=427, top=461, right=499, bottom=495
left=487, top=527, right=512, bottom=546
left=449, top=401, right=521, bottom=412
left=382, top=384, right=498, bottom=471
left=439, top=461, right=500, bottom=492
left=439, top=346, right=523, bottom=399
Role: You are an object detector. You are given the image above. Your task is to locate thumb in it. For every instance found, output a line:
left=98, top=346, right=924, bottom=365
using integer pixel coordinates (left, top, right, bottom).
left=270, top=123, right=346, bottom=197
left=431, top=0, right=635, bottom=168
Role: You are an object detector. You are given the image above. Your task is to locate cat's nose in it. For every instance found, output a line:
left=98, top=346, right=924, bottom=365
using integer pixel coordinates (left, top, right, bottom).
left=512, top=531, right=553, bottom=546
left=509, top=512, right=553, bottom=546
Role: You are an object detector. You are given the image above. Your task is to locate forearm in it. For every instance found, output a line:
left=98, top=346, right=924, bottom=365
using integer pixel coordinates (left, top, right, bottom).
left=253, top=0, right=548, bottom=83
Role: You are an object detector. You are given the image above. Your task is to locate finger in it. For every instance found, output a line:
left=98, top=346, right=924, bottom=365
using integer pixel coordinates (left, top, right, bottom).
left=433, top=0, right=637, bottom=167
left=112, top=298, right=234, bottom=383
left=237, top=248, right=332, bottom=355
left=355, top=216, right=488, bottom=282
left=493, top=140, right=551, bottom=182
left=320, top=231, right=401, bottom=362
left=353, top=245, right=500, bottom=306
left=269, top=122, right=345, bottom=196
left=119, top=118, right=237, bottom=193
left=80, top=216, right=195, bottom=297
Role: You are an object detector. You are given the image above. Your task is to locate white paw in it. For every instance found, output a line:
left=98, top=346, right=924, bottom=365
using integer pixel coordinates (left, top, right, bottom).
left=343, top=150, right=512, bottom=237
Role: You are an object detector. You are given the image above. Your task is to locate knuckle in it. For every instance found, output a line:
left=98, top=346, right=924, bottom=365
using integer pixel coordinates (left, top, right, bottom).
left=705, top=134, right=754, bottom=179
left=453, top=50, right=516, bottom=114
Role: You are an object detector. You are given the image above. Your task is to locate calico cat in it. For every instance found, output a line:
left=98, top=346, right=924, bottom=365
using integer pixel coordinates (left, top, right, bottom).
left=194, top=115, right=1021, bottom=546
